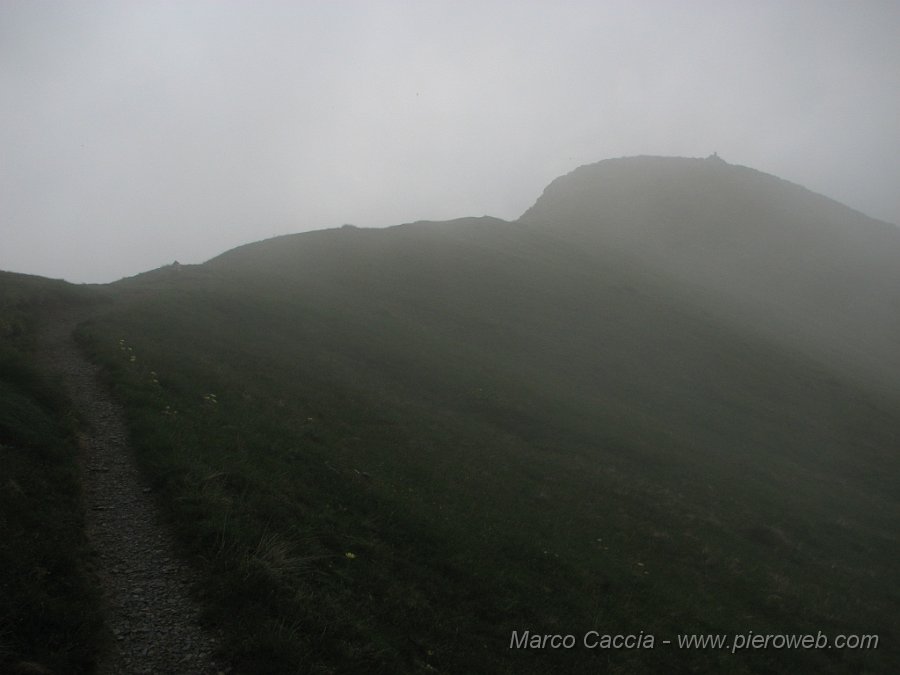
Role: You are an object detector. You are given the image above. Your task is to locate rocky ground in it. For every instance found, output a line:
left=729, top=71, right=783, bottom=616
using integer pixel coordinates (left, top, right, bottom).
left=38, top=308, right=232, bottom=675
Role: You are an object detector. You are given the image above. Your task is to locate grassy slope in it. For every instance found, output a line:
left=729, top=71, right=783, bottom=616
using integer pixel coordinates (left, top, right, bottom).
left=76, top=216, right=900, bottom=674
left=520, top=156, right=900, bottom=398
left=0, top=271, right=103, bottom=674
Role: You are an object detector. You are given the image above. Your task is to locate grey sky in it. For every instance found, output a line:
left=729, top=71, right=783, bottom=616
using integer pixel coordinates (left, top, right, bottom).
left=2, top=0, right=898, bottom=283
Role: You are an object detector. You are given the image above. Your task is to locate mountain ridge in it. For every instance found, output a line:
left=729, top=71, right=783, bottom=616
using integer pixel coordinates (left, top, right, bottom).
left=4, top=154, right=900, bottom=673
left=183, top=155, right=900, bottom=399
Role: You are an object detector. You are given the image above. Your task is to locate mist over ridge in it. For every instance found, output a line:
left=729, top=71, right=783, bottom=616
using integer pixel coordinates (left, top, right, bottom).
left=3, top=0, right=899, bottom=667
left=5, top=152, right=900, bottom=673
left=177, top=154, right=899, bottom=401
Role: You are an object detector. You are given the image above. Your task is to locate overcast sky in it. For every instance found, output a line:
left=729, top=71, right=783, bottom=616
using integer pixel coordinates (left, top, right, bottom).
left=2, top=0, right=899, bottom=283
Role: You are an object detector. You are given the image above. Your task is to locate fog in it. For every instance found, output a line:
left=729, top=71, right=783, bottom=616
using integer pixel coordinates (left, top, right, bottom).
left=2, top=0, right=898, bottom=283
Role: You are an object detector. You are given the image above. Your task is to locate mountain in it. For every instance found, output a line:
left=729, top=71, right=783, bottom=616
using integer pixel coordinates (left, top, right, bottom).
left=199, top=154, right=900, bottom=416
left=4, top=157, right=899, bottom=673
left=519, top=155, right=900, bottom=396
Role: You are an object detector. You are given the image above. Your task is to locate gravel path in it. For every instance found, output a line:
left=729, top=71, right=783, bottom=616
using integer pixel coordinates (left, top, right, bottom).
left=38, top=308, right=231, bottom=675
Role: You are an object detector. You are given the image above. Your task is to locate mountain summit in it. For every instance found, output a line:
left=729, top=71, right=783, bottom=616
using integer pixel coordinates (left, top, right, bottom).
left=520, top=155, right=897, bottom=256
left=517, top=155, right=900, bottom=395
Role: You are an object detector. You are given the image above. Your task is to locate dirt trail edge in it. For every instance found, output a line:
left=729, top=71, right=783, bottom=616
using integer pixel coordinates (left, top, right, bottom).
left=38, top=307, right=232, bottom=675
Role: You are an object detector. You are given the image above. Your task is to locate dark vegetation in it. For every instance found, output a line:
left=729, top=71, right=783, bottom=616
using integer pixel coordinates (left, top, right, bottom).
left=3, top=156, right=899, bottom=673
left=0, top=272, right=103, bottom=674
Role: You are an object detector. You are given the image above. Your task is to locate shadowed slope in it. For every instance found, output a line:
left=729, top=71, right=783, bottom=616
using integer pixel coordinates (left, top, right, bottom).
left=518, top=155, right=900, bottom=396
left=78, top=159, right=900, bottom=672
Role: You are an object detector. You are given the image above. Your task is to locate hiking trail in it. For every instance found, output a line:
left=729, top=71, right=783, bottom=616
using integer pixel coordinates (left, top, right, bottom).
left=38, top=307, right=232, bottom=675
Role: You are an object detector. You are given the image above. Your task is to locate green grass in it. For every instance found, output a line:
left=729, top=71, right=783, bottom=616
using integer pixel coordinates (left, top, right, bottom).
left=70, top=219, right=900, bottom=673
left=5, top=161, right=899, bottom=673
left=0, top=272, right=104, bottom=674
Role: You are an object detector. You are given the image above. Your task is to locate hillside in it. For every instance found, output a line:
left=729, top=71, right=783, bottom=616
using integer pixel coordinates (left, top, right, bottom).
left=0, top=272, right=104, bottom=673
left=4, top=156, right=899, bottom=673
left=520, top=155, right=900, bottom=396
